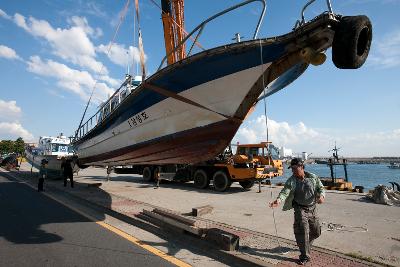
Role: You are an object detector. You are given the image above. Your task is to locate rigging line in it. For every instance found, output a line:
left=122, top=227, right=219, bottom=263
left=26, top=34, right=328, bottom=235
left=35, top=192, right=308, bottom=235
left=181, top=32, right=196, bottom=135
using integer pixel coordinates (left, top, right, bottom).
left=147, top=0, right=205, bottom=50
left=259, top=39, right=285, bottom=252
left=75, top=0, right=131, bottom=139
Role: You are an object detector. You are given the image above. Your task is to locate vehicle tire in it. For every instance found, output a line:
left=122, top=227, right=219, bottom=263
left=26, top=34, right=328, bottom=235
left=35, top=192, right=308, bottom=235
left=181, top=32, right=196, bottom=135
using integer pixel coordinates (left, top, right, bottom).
left=332, top=15, right=372, bottom=69
left=142, top=167, right=153, bottom=182
left=193, top=169, right=209, bottom=189
left=239, top=180, right=255, bottom=189
left=212, top=170, right=231, bottom=192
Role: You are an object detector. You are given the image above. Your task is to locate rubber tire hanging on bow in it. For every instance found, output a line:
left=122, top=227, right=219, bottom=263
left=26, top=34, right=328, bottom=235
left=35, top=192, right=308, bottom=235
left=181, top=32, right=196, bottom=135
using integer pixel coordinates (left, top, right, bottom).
left=332, top=15, right=372, bottom=69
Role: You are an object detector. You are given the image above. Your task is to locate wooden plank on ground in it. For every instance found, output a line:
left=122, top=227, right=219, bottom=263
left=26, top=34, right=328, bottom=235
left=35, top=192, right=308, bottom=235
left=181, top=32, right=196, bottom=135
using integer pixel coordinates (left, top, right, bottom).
left=142, top=210, right=203, bottom=236
left=153, top=208, right=196, bottom=226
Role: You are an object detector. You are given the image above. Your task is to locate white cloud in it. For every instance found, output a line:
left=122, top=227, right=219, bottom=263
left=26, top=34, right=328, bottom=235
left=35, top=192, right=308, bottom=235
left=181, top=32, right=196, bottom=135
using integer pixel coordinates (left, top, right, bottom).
left=97, top=43, right=142, bottom=67
left=12, top=13, right=107, bottom=74
left=0, top=45, right=22, bottom=60
left=0, top=8, right=11, bottom=20
left=0, top=100, right=22, bottom=122
left=233, top=115, right=400, bottom=157
left=68, top=16, right=103, bottom=38
left=369, top=29, right=400, bottom=69
left=26, top=55, right=114, bottom=103
left=0, top=100, right=34, bottom=142
left=0, top=122, right=34, bottom=142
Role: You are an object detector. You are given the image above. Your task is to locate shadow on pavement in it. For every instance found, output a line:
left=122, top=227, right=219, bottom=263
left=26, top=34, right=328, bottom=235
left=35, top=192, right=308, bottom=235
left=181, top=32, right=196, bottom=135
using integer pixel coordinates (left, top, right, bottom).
left=0, top=169, right=108, bottom=245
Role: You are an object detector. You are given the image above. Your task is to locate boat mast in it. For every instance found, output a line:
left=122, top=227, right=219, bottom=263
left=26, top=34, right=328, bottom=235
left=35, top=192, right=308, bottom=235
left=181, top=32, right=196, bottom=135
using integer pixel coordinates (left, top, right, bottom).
left=161, top=0, right=186, bottom=65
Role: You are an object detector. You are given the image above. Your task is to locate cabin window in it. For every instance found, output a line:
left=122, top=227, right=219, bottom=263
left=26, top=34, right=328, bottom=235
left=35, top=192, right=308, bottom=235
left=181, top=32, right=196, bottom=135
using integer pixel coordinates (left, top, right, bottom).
left=103, top=105, right=110, bottom=119
left=132, top=80, right=141, bottom=86
left=52, top=144, right=59, bottom=152
left=237, top=147, right=247, bottom=155
left=268, top=145, right=280, bottom=160
left=59, top=145, right=68, bottom=152
left=249, top=147, right=259, bottom=156
left=111, top=96, right=119, bottom=111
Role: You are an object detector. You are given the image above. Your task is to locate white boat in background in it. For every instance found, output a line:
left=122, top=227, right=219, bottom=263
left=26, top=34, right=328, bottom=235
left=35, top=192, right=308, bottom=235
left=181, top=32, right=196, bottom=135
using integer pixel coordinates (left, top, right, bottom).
left=388, top=163, right=400, bottom=169
left=72, top=0, right=372, bottom=167
left=25, top=133, right=76, bottom=177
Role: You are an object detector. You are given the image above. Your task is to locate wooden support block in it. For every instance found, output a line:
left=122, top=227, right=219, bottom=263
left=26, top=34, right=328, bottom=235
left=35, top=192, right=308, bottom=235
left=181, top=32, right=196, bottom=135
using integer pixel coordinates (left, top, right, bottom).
left=204, top=228, right=239, bottom=251
left=153, top=208, right=197, bottom=226
left=142, top=210, right=203, bottom=236
left=192, top=205, right=213, bottom=217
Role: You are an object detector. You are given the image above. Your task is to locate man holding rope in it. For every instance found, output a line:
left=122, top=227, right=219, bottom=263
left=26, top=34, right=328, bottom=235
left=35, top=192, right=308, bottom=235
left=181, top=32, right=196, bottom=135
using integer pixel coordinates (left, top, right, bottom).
left=269, top=158, right=325, bottom=265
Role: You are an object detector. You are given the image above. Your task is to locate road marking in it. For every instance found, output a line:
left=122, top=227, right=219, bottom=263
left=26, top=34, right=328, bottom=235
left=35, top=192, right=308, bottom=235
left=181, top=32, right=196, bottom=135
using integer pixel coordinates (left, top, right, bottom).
left=0, top=169, right=191, bottom=267
left=98, top=221, right=191, bottom=267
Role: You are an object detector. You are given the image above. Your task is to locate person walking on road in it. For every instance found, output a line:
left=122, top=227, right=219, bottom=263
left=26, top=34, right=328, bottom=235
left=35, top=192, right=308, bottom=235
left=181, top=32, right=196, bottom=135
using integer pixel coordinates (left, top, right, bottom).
left=38, top=159, right=48, bottom=192
left=269, top=158, right=325, bottom=265
left=61, top=158, right=74, bottom=188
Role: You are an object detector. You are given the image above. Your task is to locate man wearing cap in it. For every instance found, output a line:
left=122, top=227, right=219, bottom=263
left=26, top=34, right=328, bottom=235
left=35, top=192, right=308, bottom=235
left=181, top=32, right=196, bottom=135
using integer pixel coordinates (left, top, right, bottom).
left=269, top=158, right=325, bottom=265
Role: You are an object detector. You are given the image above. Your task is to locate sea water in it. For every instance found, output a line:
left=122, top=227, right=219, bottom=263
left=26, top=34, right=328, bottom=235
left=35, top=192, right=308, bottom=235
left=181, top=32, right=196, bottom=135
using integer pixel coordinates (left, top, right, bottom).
left=273, top=163, right=400, bottom=190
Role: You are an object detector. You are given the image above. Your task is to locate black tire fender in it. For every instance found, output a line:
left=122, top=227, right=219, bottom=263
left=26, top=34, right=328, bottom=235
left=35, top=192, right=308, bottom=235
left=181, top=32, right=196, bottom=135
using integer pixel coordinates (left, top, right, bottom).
left=212, top=170, right=231, bottom=192
left=142, top=166, right=153, bottom=182
left=332, top=15, right=372, bottom=69
left=239, top=180, right=255, bottom=190
left=193, top=169, right=209, bottom=189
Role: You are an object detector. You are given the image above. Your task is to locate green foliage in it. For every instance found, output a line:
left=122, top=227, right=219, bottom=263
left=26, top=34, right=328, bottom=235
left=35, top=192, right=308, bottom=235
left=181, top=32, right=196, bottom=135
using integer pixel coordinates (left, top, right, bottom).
left=0, top=137, right=25, bottom=156
left=14, top=137, right=25, bottom=155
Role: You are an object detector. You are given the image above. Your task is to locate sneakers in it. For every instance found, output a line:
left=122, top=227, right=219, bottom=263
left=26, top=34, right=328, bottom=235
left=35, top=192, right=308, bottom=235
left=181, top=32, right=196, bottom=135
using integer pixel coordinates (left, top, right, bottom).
left=297, top=257, right=310, bottom=265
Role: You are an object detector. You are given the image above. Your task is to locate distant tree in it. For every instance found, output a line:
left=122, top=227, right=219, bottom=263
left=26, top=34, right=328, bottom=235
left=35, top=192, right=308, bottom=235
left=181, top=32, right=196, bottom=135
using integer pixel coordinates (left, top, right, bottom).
left=0, top=140, right=14, bottom=155
left=14, top=137, right=25, bottom=155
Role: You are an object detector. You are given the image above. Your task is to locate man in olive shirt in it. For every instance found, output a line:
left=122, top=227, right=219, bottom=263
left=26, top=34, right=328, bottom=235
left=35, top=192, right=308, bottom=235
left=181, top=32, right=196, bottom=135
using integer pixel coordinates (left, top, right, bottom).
left=269, top=158, right=325, bottom=265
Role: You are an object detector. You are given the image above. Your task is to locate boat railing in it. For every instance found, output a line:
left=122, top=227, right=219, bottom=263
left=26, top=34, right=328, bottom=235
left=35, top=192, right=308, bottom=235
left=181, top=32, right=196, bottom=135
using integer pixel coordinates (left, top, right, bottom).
left=74, top=75, right=136, bottom=141
left=158, top=0, right=267, bottom=71
left=293, top=0, right=333, bottom=29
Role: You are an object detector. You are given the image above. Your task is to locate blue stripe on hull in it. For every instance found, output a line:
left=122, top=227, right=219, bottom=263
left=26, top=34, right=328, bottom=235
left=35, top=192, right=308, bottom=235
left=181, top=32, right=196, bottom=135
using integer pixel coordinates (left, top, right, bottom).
left=75, top=41, right=286, bottom=145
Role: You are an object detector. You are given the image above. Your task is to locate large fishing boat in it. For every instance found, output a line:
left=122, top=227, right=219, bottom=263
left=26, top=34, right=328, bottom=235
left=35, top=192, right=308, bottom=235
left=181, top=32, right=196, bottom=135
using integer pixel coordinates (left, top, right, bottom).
left=25, top=134, right=76, bottom=177
left=73, top=0, right=372, bottom=167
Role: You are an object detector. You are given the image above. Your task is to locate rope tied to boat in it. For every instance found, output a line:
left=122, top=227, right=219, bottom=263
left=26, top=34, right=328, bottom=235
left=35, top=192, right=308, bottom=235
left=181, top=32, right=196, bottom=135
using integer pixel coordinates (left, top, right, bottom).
left=258, top=39, right=287, bottom=253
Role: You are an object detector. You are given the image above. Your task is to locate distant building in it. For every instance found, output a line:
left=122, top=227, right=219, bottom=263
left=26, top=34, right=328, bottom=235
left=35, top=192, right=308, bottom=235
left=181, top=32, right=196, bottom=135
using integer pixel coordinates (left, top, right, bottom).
left=279, top=147, right=293, bottom=158
left=293, top=152, right=309, bottom=160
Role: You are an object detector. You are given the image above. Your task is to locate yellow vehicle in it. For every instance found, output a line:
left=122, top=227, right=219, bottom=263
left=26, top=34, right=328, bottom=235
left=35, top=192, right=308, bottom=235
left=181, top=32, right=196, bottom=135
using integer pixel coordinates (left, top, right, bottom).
left=114, top=142, right=283, bottom=192
left=234, top=142, right=284, bottom=179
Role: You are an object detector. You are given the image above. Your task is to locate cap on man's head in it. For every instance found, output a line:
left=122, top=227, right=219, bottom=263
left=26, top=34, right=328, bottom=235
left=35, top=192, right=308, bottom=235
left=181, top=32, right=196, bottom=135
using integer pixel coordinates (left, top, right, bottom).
left=288, top=158, right=304, bottom=169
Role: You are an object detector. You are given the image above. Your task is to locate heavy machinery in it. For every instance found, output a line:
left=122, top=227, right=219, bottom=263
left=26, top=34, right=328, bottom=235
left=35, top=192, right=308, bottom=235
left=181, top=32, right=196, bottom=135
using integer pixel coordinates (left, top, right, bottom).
left=114, top=141, right=283, bottom=192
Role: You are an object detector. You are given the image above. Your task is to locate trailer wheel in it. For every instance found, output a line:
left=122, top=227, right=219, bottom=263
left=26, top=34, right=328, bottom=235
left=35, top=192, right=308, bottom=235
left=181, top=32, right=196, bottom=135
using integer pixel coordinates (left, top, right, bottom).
left=142, top=167, right=153, bottom=182
left=332, top=15, right=372, bottom=69
left=239, top=180, right=255, bottom=190
left=213, top=170, right=231, bottom=192
left=193, top=169, right=209, bottom=189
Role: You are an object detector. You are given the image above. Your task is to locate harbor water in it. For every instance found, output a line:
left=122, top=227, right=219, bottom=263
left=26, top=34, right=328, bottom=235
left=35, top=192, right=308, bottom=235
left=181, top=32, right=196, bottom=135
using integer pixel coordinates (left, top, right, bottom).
left=273, top=163, right=400, bottom=191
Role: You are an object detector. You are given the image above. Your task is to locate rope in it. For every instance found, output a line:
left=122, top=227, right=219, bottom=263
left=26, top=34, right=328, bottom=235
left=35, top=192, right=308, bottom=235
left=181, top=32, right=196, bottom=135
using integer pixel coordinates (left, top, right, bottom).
left=75, top=0, right=131, bottom=140
left=259, top=39, right=286, bottom=253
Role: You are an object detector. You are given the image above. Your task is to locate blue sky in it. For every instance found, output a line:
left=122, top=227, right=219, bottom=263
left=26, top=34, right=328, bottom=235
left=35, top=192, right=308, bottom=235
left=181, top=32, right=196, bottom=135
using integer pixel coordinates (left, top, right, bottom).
left=0, top=0, right=399, bottom=157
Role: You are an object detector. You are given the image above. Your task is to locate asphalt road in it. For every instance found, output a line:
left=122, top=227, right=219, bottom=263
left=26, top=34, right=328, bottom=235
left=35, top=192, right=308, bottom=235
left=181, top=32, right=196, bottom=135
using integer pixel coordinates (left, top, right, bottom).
left=0, top=174, right=177, bottom=267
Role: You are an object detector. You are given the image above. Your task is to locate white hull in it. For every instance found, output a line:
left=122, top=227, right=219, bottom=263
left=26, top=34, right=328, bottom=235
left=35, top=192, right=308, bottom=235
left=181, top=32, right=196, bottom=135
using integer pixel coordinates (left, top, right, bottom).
left=75, top=63, right=271, bottom=165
